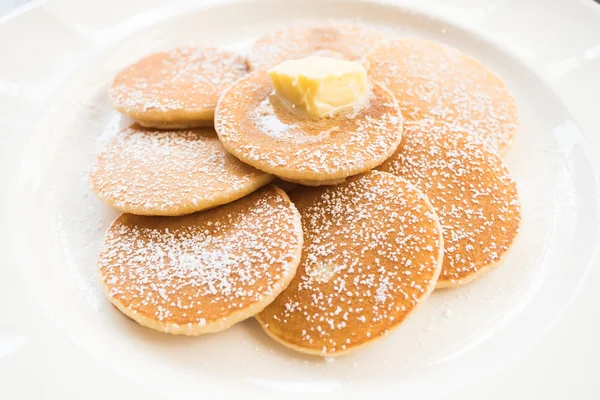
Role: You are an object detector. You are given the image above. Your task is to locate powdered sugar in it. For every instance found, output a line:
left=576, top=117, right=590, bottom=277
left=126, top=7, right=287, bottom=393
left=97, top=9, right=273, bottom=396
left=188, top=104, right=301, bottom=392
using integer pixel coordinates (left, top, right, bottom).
left=98, top=186, right=302, bottom=329
left=109, top=47, right=247, bottom=115
left=89, top=125, right=271, bottom=216
left=366, top=38, right=519, bottom=153
left=247, top=22, right=384, bottom=71
left=215, top=71, right=402, bottom=180
left=378, top=120, right=521, bottom=284
left=252, top=97, right=341, bottom=144
left=258, top=171, right=443, bottom=355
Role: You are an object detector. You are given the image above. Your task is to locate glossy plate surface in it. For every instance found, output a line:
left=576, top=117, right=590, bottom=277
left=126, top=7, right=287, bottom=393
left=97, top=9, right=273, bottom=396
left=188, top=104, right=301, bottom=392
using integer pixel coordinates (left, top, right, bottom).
left=1, top=0, right=599, bottom=399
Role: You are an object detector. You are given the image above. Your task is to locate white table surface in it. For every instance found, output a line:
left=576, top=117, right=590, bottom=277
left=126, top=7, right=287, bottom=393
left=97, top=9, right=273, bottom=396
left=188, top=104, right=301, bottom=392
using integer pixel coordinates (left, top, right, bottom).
left=0, top=0, right=28, bottom=15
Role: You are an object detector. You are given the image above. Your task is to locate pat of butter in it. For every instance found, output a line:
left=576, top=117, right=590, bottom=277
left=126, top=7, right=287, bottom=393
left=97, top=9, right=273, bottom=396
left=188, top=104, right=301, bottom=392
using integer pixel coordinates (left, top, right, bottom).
left=268, top=56, right=369, bottom=118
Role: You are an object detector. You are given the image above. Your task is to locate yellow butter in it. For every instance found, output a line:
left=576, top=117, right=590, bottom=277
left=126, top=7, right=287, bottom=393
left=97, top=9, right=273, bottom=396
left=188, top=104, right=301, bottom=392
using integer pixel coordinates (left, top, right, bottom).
left=268, top=56, right=369, bottom=118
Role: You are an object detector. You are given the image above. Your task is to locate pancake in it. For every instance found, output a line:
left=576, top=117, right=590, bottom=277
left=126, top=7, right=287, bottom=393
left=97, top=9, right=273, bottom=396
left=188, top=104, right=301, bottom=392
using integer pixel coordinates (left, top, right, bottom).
left=109, top=47, right=247, bottom=128
left=247, top=23, right=384, bottom=71
left=98, top=185, right=303, bottom=335
left=89, top=125, right=273, bottom=216
left=256, top=171, right=444, bottom=356
left=215, top=70, right=403, bottom=183
left=282, top=177, right=346, bottom=187
left=377, top=120, right=521, bottom=288
left=272, top=178, right=298, bottom=193
left=366, top=38, right=518, bottom=153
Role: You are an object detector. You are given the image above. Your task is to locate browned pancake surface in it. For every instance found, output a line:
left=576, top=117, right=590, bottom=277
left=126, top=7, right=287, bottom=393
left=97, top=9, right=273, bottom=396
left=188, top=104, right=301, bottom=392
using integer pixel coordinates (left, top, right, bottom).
left=89, top=125, right=273, bottom=216
left=109, top=47, right=247, bottom=127
left=257, top=171, right=443, bottom=356
left=98, top=185, right=303, bottom=335
left=366, top=38, right=518, bottom=153
left=377, top=120, right=521, bottom=287
left=215, top=71, right=402, bottom=181
left=247, top=23, right=383, bottom=71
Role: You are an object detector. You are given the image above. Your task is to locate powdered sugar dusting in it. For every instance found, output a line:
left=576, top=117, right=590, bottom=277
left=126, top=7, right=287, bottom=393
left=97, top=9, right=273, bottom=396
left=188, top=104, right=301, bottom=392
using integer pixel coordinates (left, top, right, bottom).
left=247, top=22, right=384, bottom=71
left=109, top=47, right=247, bottom=115
left=258, top=171, right=443, bottom=355
left=252, top=97, right=341, bottom=144
left=378, top=120, right=521, bottom=284
left=89, top=125, right=271, bottom=216
left=98, top=186, right=302, bottom=330
left=366, top=38, right=518, bottom=152
left=215, top=71, right=402, bottom=180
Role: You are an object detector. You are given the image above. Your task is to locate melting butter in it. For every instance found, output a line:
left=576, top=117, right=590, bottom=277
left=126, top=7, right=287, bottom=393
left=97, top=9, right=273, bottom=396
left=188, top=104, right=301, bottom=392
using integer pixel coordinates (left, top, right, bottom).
left=268, top=56, right=369, bottom=118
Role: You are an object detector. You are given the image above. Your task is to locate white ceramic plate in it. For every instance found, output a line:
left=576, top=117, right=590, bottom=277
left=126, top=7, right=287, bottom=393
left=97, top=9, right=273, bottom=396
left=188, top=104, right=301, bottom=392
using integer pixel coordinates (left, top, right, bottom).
left=1, top=0, right=599, bottom=399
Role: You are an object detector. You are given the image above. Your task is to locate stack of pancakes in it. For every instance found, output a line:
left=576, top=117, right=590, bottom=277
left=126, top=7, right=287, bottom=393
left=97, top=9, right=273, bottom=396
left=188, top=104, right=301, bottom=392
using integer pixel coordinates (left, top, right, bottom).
left=91, top=22, right=521, bottom=357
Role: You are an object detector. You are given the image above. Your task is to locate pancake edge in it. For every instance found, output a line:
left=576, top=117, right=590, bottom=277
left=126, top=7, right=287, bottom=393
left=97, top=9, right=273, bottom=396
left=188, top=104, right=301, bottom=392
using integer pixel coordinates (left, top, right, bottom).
left=89, top=146, right=275, bottom=217
left=435, top=227, right=520, bottom=289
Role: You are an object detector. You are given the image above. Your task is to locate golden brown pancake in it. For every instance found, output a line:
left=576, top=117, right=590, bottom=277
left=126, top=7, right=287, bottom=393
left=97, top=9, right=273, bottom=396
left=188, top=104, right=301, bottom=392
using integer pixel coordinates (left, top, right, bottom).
left=271, top=178, right=298, bottom=193
left=247, top=23, right=384, bottom=71
left=256, top=171, right=444, bottom=356
left=282, top=177, right=346, bottom=187
left=215, top=71, right=403, bottom=183
left=377, top=120, right=521, bottom=288
left=98, top=185, right=303, bottom=335
left=109, top=47, right=247, bottom=128
left=89, top=125, right=273, bottom=216
left=366, top=38, right=518, bottom=153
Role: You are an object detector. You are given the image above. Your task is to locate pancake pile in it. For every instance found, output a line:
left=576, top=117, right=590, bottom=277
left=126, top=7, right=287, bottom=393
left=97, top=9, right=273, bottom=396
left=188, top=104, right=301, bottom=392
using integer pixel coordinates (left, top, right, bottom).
left=91, top=23, right=522, bottom=357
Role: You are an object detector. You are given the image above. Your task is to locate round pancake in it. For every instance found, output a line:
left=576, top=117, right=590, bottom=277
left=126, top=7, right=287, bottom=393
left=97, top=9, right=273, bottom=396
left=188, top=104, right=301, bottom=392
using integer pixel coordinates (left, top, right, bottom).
left=366, top=38, right=518, bottom=153
left=109, top=47, right=247, bottom=128
left=98, top=185, right=303, bottom=335
left=256, top=171, right=444, bottom=356
left=247, top=23, right=384, bottom=71
left=89, top=125, right=273, bottom=216
left=377, top=120, right=521, bottom=288
left=215, top=70, right=403, bottom=182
